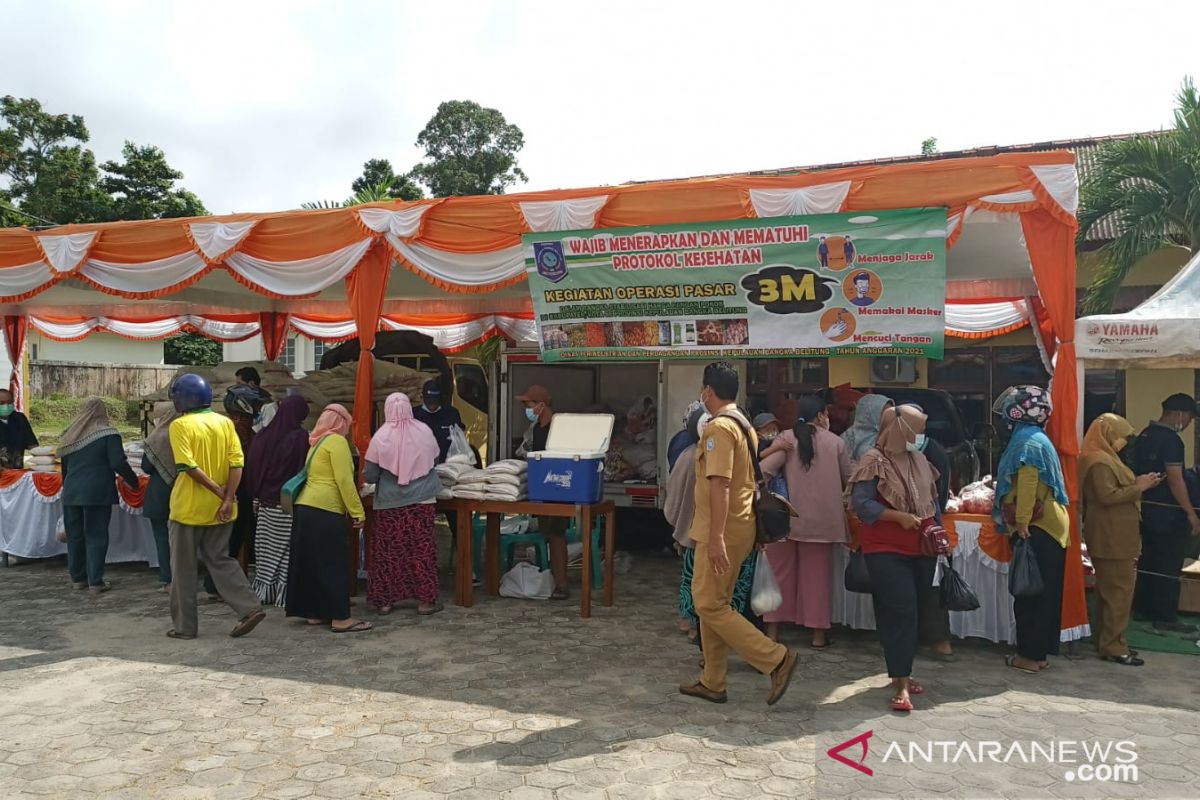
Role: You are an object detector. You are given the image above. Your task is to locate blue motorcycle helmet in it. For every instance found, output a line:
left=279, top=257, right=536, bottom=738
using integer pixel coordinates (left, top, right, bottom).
left=171, top=373, right=213, bottom=413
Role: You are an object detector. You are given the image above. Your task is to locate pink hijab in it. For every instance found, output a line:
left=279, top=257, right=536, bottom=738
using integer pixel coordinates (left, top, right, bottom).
left=365, top=393, right=439, bottom=484
left=310, top=403, right=352, bottom=445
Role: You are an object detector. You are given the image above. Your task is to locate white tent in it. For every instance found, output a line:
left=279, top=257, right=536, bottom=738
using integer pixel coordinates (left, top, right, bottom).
left=1077, top=248, right=1200, bottom=368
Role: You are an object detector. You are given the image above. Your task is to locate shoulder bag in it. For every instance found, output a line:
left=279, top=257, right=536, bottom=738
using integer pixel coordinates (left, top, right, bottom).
left=716, top=412, right=798, bottom=546
left=280, top=435, right=330, bottom=515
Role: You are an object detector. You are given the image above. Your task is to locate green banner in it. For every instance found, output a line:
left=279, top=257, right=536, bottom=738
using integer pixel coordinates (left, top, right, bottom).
left=523, top=208, right=946, bottom=362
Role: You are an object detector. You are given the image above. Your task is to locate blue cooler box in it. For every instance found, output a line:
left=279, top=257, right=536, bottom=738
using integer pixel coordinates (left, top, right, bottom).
left=526, top=413, right=615, bottom=504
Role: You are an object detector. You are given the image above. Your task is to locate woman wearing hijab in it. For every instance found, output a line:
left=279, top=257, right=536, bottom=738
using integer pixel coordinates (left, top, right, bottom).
left=849, top=404, right=941, bottom=712
left=246, top=395, right=310, bottom=607
left=1081, top=413, right=1162, bottom=667
left=364, top=393, right=444, bottom=615
left=285, top=403, right=370, bottom=633
left=59, top=397, right=140, bottom=594
left=842, top=393, right=893, bottom=465
left=761, top=394, right=852, bottom=649
left=992, top=386, right=1070, bottom=675
left=141, top=402, right=179, bottom=592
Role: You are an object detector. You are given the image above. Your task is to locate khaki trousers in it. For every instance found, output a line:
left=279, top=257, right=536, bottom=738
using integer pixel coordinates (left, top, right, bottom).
left=693, top=534, right=786, bottom=693
left=1092, top=557, right=1136, bottom=658
left=169, top=521, right=263, bottom=637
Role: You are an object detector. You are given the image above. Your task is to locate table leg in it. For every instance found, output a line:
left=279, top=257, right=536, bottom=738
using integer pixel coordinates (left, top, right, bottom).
left=485, top=513, right=501, bottom=596
left=603, top=509, right=615, bottom=607
left=455, top=508, right=473, bottom=607
left=579, top=506, right=592, bottom=619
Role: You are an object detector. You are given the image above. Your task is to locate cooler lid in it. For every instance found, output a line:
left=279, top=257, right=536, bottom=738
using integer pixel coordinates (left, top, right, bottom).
left=545, top=413, right=615, bottom=454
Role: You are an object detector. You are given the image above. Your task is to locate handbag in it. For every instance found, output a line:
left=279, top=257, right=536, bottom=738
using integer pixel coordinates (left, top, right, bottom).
left=280, top=435, right=330, bottom=515
left=844, top=549, right=872, bottom=593
left=718, top=412, right=798, bottom=545
left=1008, top=537, right=1044, bottom=597
left=893, top=451, right=950, bottom=557
left=937, top=556, right=980, bottom=611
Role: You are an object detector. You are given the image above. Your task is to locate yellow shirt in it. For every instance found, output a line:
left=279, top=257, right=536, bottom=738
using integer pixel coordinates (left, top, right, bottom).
left=297, top=435, right=365, bottom=521
left=1004, top=465, right=1070, bottom=548
left=687, top=406, right=757, bottom=546
left=169, top=409, right=244, bottom=526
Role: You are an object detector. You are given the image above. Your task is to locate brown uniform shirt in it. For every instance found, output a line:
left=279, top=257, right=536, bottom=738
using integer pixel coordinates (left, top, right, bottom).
left=688, top=405, right=757, bottom=545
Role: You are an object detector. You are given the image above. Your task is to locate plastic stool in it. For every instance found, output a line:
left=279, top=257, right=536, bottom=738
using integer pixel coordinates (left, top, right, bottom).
left=502, top=532, right=550, bottom=572
left=566, top=517, right=606, bottom=590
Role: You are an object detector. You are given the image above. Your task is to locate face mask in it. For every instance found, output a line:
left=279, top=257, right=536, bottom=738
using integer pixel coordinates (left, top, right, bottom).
left=525, top=407, right=538, bottom=423
left=0, top=404, right=12, bottom=418
left=905, top=439, right=922, bottom=453
left=760, top=432, right=776, bottom=442
left=912, top=434, right=927, bottom=452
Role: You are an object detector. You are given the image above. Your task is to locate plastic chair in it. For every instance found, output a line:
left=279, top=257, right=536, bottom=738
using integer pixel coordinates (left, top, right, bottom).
left=566, top=517, right=606, bottom=590
left=502, top=532, right=550, bottom=572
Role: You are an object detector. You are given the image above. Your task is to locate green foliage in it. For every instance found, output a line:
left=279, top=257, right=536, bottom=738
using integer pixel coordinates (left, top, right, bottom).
left=476, top=335, right=503, bottom=372
left=1081, top=77, right=1200, bottom=314
left=29, top=394, right=138, bottom=427
left=0, top=95, right=206, bottom=226
left=921, top=137, right=939, bottom=156
left=164, top=332, right=222, bottom=366
left=408, top=100, right=527, bottom=197
left=351, top=158, right=423, bottom=201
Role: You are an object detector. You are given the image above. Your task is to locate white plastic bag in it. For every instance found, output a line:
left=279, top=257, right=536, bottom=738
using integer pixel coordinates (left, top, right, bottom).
left=499, top=562, right=553, bottom=600
left=750, top=549, right=783, bottom=615
left=55, top=516, right=67, bottom=544
left=447, top=426, right=476, bottom=466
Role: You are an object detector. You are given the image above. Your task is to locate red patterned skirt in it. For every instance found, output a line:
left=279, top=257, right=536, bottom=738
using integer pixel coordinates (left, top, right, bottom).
left=368, top=503, right=439, bottom=607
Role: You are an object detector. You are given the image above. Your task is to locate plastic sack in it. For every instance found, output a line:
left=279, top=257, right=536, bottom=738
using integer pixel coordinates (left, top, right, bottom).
left=1008, top=537, right=1044, bottom=598
left=447, top=426, right=476, bottom=466
left=844, top=549, right=872, bottom=593
left=55, top=516, right=67, bottom=544
left=937, top=556, right=980, bottom=611
left=750, top=549, right=783, bottom=615
left=498, top=562, right=553, bottom=600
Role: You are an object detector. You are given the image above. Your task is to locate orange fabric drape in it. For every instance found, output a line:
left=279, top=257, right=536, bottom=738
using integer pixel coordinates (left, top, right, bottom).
left=117, top=475, right=148, bottom=508
left=0, top=469, right=28, bottom=489
left=31, top=471, right=63, bottom=496
left=1021, top=207, right=1086, bottom=637
left=344, top=242, right=390, bottom=459
left=3, top=315, right=27, bottom=411
left=259, top=312, right=290, bottom=362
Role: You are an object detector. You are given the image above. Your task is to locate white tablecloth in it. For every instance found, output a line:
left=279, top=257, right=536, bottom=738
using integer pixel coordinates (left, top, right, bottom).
left=831, top=520, right=1016, bottom=644
left=0, top=472, right=158, bottom=566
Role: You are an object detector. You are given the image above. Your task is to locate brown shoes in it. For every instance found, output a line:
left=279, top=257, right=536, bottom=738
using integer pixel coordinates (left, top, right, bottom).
left=767, top=649, right=798, bottom=706
left=679, top=680, right=728, bottom=704
left=230, top=609, right=266, bottom=638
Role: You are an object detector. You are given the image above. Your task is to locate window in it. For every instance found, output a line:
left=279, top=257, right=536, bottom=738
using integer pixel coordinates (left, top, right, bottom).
left=280, top=337, right=297, bottom=373
left=313, top=340, right=328, bottom=370
left=454, top=362, right=489, bottom=413
left=745, top=358, right=829, bottom=424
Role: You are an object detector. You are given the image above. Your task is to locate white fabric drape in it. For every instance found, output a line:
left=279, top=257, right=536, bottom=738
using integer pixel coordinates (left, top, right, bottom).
left=226, top=238, right=372, bottom=296
left=388, top=238, right=527, bottom=287
left=189, top=221, right=257, bottom=261
left=749, top=182, right=851, bottom=217
left=28, top=317, right=95, bottom=340
left=978, top=189, right=1037, bottom=205
left=519, top=196, right=610, bottom=232
left=357, top=206, right=431, bottom=238
left=30, top=315, right=259, bottom=342
left=944, top=300, right=1029, bottom=335
left=289, top=316, right=358, bottom=341
left=80, top=251, right=208, bottom=295
left=495, top=315, right=538, bottom=346
left=0, top=261, right=56, bottom=298
left=1031, top=164, right=1079, bottom=214
left=186, top=316, right=259, bottom=341
left=36, top=232, right=96, bottom=273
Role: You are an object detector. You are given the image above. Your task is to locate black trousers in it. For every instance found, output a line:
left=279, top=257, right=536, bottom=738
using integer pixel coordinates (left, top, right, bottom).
left=1135, top=510, right=1189, bottom=623
left=865, top=552, right=936, bottom=678
left=1013, top=527, right=1065, bottom=661
left=64, top=504, right=113, bottom=587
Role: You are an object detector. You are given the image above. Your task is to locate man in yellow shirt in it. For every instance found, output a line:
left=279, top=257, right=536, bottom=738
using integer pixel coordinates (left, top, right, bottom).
left=166, top=374, right=266, bottom=640
left=680, top=362, right=798, bottom=705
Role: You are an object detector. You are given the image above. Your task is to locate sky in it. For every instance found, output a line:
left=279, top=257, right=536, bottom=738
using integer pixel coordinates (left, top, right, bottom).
left=3, top=0, right=1199, bottom=216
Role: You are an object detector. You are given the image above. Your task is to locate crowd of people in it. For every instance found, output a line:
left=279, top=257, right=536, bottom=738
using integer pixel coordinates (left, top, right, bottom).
left=667, top=362, right=1200, bottom=711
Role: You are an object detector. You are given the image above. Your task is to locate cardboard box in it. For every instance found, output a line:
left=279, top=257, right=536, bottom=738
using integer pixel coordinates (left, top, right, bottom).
left=1180, top=559, right=1200, bottom=615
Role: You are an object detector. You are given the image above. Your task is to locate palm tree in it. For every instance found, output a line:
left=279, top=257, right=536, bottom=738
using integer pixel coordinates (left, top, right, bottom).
left=301, top=180, right=395, bottom=210
left=1080, top=77, right=1200, bottom=314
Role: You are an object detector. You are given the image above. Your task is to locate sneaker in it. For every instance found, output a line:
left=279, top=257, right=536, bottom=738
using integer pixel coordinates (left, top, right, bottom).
left=767, top=649, right=799, bottom=706
left=679, top=680, right=727, bottom=704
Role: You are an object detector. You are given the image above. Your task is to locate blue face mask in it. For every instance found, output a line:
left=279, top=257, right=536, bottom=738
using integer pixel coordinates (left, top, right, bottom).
left=911, top=433, right=927, bottom=452
left=525, top=407, right=538, bottom=423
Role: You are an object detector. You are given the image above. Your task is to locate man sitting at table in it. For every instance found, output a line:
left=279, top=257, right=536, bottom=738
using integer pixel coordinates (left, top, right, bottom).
left=516, top=384, right=570, bottom=600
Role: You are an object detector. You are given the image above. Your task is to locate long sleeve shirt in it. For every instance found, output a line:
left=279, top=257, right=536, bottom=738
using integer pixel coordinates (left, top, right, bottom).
left=61, top=435, right=138, bottom=507
left=297, top=435, right=365, bottom=521
left=1004, top=465, right=1070, bottom=548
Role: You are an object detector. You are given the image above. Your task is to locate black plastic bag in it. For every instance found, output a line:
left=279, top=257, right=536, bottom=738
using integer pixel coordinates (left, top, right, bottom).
left=939, top=557, right=980, bottom=611
left=844, top=550, right=872, bottom=594
left=1008, top=537, right=1044, bottom=598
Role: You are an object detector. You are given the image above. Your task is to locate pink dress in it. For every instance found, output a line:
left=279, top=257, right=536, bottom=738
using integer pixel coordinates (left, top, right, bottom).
left=760, top=428, right=852, bottom=629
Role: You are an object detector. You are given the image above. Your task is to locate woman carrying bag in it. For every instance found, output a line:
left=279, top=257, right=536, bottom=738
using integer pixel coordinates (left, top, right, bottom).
left=992, top=386, right=1070, bottom=675
left=849, top=405, right=942, bottom=712
left=1081, top=413, right=1162, bottom=667
left=284, top=404, right=370, bottom=633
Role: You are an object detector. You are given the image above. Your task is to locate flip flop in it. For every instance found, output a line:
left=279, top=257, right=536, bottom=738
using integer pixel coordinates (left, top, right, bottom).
left=890, top=695, right=914, bottom=713
left=332, top=620, right=373, bottom=633
left=907, top=680, right=925, bottom=695
left=550, top=588, right=570, bottom=601
left=417, top=603, right=444, bottom=616
left=1005, top=655, right=1040, bottom=674
left=810, top=639, right=833, bottom=650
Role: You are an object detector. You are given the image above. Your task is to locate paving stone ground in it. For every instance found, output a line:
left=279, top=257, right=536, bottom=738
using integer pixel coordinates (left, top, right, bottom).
left=1, top=548, right=1197, bottom=800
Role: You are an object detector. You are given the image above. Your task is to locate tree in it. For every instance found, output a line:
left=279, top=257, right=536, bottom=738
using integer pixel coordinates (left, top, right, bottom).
left=921, top=137, right=939, bottom=156
left=164, top=332, right=222, bottom=366
left=0, top=95, right=111, bottom=226
left=408, top=100, right=527, bottom=197
left=1081, top=77, right=1200, bottom=314
left=351, top=158, right=423, bottom=201
left=101, top=142, right=208, bottom=221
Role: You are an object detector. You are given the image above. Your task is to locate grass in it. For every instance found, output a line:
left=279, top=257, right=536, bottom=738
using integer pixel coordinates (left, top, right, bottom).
left=28, top=395, right=142, bottom=446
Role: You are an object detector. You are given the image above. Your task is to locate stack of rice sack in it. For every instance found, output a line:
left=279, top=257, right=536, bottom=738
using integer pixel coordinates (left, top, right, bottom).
left=296, top=361, right=429, bottom=429
left=144, top=360, right=299, bottom=411
left=483, top=460, right=527, bottom=501
left=450, top=468, right=489, bottom=500
left=435, top=455, right=476, bottom=499
left=124, top=441, right=145, bottom=476
left=28, top=445, right=58, bottom=473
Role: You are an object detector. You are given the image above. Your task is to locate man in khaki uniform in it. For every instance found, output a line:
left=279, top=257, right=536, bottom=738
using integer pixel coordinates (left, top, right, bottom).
left=681, top=362, right=798, bottom=705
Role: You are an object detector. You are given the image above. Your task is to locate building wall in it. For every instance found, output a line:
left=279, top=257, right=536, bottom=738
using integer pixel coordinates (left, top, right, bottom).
left=222, top=334, right=326, bottom=376
left=28, top=332, right=165, bottom=365
left=1125, top=368, right=1196, bottom=464
left=828, top=356, right=929, bottom=389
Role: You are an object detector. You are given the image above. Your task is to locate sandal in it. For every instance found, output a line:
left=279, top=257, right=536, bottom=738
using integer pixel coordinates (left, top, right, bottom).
left=907, top=680, right=925, bottom=695
left=890, top=694, right=914, bottom=712
left=417, top=603, right=444, bottom=616
left=1005, top=655, right=1040, bottom=674
left=550, top=588, right=570, bottom=601
left=810, top=639, right=832, bottom=650
left=230, top=610, right=266, bottom=638
left=377, top=606, right=394, bottom=616
left=305, top=619, right=325, bottom=626
left=332, top=620, right=373, bottom=633
left=166, top=629, right=196, bottom=640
